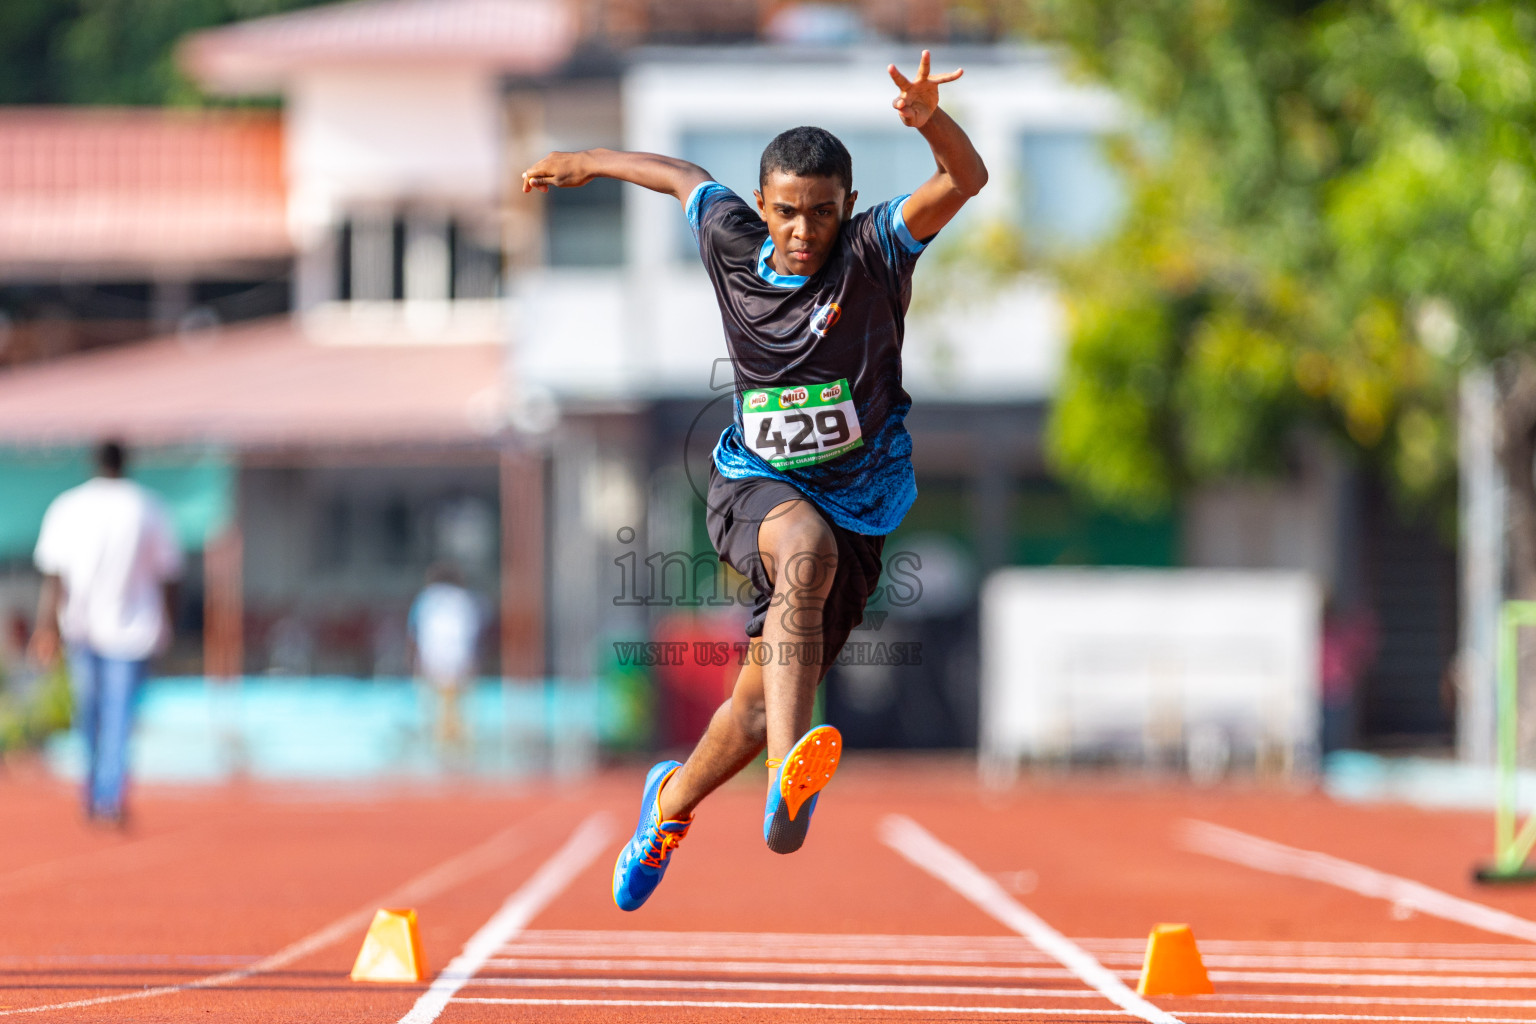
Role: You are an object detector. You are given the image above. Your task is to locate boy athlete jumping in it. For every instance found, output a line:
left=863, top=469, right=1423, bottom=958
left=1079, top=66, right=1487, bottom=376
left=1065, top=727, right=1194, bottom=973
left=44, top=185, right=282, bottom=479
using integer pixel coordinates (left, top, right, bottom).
left=523, top=51, right=986, bottom=910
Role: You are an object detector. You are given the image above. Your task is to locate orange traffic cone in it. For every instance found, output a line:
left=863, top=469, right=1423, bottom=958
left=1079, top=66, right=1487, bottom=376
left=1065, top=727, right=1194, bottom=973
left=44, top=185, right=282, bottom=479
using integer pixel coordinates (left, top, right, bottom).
left=1136, top=923, right=1213, bottom=996
left=350, top=908, right=427, bottom=982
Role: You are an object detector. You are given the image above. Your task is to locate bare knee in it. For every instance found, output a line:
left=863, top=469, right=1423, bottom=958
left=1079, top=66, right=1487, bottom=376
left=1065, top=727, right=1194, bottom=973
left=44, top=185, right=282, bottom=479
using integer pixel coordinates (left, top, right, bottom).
left=732, top=694, right=767, bottom=744
left=760, top=503, right=837, bottom=596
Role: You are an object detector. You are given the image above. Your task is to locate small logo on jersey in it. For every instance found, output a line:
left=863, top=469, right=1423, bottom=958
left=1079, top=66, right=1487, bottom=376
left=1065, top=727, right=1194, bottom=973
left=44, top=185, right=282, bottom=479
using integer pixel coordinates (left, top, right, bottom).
left=747, top=392, right=770, bottom=410
left=820, top=384, right=843, bottom=402
left=809, top=302, right=842, bottom=337
left=779, top=386, right=809, bottom=407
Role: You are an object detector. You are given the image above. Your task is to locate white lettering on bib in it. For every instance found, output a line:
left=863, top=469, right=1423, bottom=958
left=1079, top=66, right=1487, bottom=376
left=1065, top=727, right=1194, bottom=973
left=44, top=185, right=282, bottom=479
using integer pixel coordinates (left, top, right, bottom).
left=741, top=378, right=863, bottom=469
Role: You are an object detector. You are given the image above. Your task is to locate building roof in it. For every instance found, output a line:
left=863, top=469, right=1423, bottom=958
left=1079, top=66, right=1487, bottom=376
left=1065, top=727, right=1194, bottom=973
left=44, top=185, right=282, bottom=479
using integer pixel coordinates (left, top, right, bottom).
left=0, top=108, right=289, bottom=272
left=0, top=317, right=505, bottom=450
left=183, top=0, right=576, bottom=93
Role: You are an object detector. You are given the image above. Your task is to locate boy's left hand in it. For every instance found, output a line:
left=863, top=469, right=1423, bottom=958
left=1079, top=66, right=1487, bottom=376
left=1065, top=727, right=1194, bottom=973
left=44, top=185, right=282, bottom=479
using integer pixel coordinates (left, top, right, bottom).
left=888, top=50, right=963, bottom=129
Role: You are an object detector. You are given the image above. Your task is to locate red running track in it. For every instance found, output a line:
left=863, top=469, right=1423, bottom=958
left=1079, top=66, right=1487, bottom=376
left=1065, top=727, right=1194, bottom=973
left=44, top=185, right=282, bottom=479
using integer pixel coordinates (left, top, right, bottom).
left=5, top=756, right=1536, bottom=1023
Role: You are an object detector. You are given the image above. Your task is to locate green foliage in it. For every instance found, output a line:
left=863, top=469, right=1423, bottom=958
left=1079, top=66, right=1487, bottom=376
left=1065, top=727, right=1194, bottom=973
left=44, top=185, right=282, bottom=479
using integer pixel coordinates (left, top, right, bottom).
left=0, top=1, right=74, bottom=103
left=0, top=661, right=72, bottom=754
left=596, top=638, right=655, bottom=750
left=0, top=0, right=331, bottom=106
left=1030, top=0, right=1531, bottom=517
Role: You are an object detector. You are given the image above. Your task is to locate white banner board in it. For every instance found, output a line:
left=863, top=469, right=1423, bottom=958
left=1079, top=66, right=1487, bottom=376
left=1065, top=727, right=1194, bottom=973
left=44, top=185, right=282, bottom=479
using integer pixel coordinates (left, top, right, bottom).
left=980, top=569, right=1321, bottom=778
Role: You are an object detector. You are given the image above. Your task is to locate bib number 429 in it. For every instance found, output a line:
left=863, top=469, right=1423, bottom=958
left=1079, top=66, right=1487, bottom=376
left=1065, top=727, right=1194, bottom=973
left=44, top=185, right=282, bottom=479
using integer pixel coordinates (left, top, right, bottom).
left=742, top=378, right=863, bottom=470
left=754, top=409, right=851, bottom=455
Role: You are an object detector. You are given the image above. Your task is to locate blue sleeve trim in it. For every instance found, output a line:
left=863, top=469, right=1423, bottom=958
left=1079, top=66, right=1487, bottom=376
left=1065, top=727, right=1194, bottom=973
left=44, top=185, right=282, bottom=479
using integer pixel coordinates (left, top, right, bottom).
left=890, top=194, right=926, bottom=254
left=686, top=181, right=728, bottom=236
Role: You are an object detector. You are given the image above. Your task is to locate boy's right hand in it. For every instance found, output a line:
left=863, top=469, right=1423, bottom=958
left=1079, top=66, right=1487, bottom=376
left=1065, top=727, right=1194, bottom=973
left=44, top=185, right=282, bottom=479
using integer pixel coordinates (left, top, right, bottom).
left=521, top=151, right=593, bottom=193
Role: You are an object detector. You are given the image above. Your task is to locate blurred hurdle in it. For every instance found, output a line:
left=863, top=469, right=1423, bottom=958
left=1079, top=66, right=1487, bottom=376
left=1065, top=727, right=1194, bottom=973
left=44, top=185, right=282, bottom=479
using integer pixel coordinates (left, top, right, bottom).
left=1475, top=600, right=1536, bottom=883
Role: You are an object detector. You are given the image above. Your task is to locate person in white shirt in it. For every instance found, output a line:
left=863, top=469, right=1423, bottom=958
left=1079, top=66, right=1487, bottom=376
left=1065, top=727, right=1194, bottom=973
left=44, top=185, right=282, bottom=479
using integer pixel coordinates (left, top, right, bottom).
left=28, top=441, right=182, bottom=825
left=408, top=562, right=482, bottom=754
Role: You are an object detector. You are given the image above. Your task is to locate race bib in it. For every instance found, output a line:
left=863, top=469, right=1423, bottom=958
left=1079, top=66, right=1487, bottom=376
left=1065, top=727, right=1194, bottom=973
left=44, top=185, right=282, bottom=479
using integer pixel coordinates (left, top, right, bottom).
left=741, top=378, right=863, bottom=470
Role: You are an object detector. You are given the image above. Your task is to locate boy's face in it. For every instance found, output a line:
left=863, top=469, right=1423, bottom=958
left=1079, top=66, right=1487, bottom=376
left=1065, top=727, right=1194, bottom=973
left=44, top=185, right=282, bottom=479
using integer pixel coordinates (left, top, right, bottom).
left=754, top=171, right=858, bottom=279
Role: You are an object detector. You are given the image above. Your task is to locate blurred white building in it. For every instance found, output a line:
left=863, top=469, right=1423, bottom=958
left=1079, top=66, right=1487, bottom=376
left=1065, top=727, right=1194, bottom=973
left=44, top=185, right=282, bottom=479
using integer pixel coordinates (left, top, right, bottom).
left=191, top=0, right=1139, bottom=726
left=0, top=0, right=1456, bottom=753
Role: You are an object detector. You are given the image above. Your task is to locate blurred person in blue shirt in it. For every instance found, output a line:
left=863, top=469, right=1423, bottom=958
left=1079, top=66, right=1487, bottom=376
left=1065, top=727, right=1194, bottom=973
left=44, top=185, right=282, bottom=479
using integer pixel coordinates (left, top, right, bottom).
left=29, top=441, right=181, bottom=826
left=409, top=562, right=482, bottom=756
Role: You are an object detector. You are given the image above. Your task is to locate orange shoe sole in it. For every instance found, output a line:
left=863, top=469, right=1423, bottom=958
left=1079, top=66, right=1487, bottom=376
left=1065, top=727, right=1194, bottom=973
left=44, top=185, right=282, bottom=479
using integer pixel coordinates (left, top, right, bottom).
left=779, top=725, right=842, bottom=821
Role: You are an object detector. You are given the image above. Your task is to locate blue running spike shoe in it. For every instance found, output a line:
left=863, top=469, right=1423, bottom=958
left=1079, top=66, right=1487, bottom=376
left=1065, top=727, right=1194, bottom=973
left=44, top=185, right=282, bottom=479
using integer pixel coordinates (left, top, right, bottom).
left=763, top=725, right=842, bottom=855
left=612, top=760, right=692, bottom=911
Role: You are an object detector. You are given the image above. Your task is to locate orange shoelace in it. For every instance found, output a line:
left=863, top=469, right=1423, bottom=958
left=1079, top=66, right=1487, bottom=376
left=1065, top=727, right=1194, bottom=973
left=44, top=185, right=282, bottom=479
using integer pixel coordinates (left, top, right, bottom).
left=640, top=819, right=689, bottom=869
left=765, top=758, right=782, bottom=769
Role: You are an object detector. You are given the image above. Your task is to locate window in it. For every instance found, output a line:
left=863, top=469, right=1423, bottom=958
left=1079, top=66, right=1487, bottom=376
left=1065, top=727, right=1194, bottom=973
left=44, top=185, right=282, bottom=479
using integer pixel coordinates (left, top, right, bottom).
left=546, top=177, right=624, bottom=267
left=317, top=497, right=354, bottom=570
left=335, top=213, right=503, bottom=300
left=451, top=222, right=502, bottom=298
left=379, top=497, right=414, bottom=567
left=337, top=214, right=401, bottom=301
left=1016, top=132, right=1125, bottom=251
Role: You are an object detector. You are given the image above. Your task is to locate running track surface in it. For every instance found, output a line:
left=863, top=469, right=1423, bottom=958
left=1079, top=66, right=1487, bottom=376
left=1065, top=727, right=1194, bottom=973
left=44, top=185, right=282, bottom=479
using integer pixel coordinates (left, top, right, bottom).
left=6, top=757, right=1536, bottom=1023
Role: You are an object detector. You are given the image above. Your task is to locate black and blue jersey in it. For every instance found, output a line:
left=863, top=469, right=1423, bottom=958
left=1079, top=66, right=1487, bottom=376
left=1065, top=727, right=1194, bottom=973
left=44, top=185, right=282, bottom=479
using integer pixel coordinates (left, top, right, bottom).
left=687, top=181, right=930, bottom=536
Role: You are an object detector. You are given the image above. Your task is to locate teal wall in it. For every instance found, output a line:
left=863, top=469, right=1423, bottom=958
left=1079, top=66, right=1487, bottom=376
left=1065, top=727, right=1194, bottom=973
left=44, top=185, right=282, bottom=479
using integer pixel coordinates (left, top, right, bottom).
left=0, top=448, right=234, bottom=560
left=45, top=677, right=610, bottom=782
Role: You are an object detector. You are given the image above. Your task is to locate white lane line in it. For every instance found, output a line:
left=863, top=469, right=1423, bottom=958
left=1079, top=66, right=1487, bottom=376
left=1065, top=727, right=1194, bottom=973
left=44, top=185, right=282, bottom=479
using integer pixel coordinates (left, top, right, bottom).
left=398, top=812, right=610, bottom=1024
left=879, top=814, right=1183, bottom=1024
left=470, top=976, right=1101, bottom=996
left=460, top=976, right=1536, bottom=1008
left=499, top=940, right=1063, bottom=962
left=1079, top=939, right=1536, bottom=958
left=475, top=955, right=1536, bottom=988
left=494, top=939, right=1536, bottom=974
left=1207, top=971, right=1536, bottom=988
left=1215, top=994, right=1536, bottom=1009
left=515, top=929, right=1536, bottom=959
left=453, top=997, right=1536, bottom=1021
left=458, top=997, right=1136, bottom=1016
left=483, top=956, right=1081, bottom=979
left=1200, top=955, right=1536, bottom=973
left=1180, top=820, right=1536, bottom=945
left=1173, top=1016, right=1532, bottom=1023
left=0, top=820, right=529, bottom=1018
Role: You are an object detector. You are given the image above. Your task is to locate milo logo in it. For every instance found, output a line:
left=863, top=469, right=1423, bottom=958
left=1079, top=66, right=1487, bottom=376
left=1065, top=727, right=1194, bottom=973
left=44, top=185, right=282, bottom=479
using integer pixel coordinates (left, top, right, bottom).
left=747, top=392, right=770, bottom=410
left=779, top=387, right=809, bottom=407
left=820, top=384, right=843, bottom=402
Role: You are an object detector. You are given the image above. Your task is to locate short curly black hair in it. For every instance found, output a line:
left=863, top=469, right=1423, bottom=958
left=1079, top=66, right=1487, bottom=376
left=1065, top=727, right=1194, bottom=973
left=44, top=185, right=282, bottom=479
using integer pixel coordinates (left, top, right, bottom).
left=759, top=126, right=853, bottom=193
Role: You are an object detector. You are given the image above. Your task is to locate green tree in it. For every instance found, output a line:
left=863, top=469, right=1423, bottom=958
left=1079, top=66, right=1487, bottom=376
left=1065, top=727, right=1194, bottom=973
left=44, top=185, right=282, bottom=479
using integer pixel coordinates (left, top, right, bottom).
left=0, top=0, right=77, bottom=103
left=0, top=0, right=331, bottom=106
left=1031, top=1, right=1536, bottom=587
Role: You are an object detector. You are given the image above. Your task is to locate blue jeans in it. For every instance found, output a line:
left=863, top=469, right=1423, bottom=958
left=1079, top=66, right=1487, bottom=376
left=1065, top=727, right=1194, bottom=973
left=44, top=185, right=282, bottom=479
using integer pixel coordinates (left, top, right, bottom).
left=67, top=648, right=147, bottom=819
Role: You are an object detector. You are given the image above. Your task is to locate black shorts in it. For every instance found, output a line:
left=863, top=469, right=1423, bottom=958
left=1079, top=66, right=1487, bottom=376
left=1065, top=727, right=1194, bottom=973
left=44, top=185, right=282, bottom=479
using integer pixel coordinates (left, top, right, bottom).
left=705, top=465, right=885, bottom=672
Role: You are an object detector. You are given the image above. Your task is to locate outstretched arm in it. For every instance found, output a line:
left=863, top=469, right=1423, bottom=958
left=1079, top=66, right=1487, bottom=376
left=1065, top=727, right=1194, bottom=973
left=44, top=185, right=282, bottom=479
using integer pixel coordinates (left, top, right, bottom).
left=521, top=149, right=712, bottom=206
left=887, top=50, right=988, bottom=241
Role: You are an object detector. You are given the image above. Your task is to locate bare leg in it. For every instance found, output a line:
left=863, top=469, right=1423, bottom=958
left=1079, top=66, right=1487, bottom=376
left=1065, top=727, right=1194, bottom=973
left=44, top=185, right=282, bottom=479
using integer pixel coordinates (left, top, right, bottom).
left=655, top=499, right=835, bottom=820
left=755, top=501, right=836, bottom=761
left=657, top=652, right=766, bottom=820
